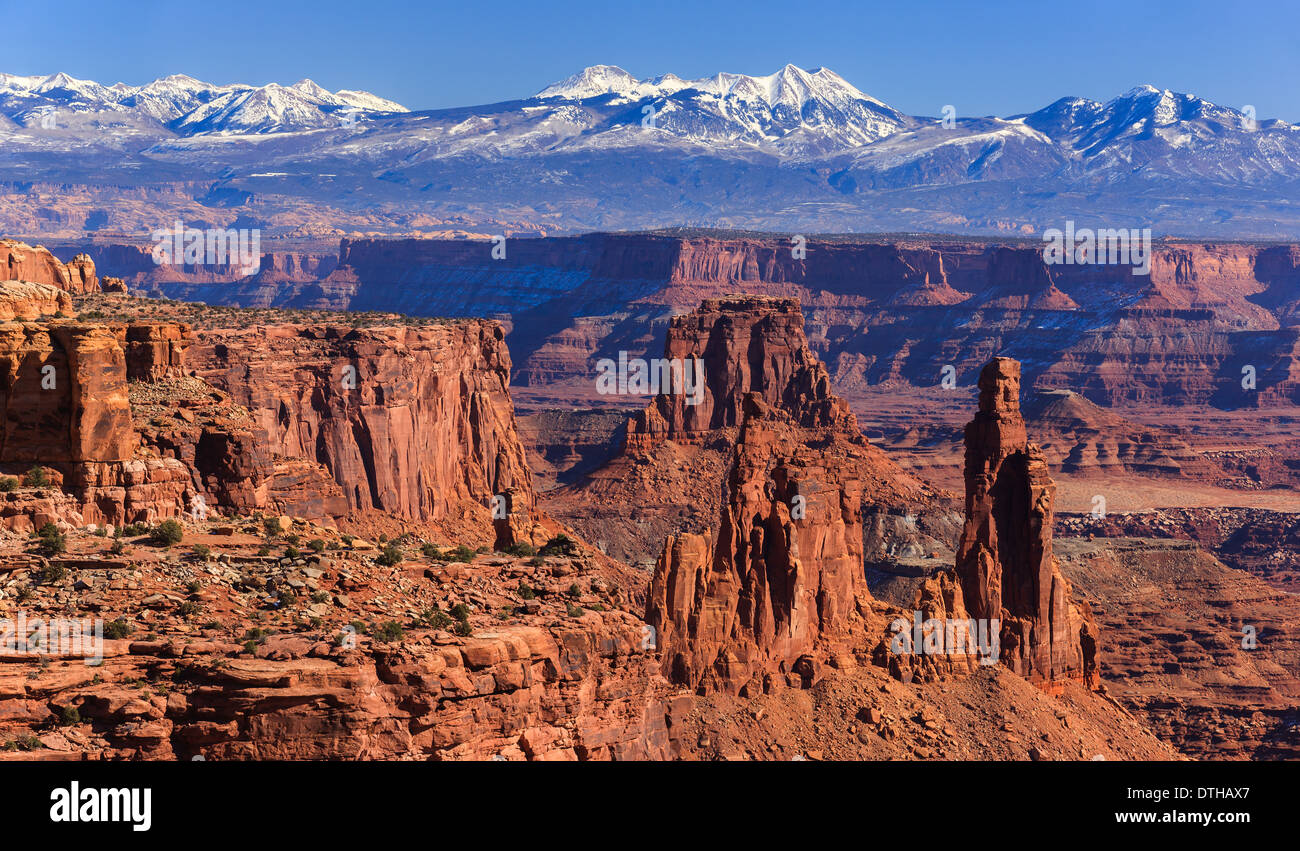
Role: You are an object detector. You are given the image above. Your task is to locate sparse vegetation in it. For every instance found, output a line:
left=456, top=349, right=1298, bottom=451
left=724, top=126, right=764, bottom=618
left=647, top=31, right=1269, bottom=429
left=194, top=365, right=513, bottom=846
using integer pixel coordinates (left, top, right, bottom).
left=150, top=519, right=184, bottom=547
left=0, top=476, right=17, bottom=492
left=376, top=544, right=403, bottom=566
left=104, top=619, right=133, bottom=640
left=539, top=533, right=578, bottom=557
left=36, top=523, right=66, bottom=557
left=374, top=621, right=404, bottom=642
left=24, top=466, right=49, bottom=488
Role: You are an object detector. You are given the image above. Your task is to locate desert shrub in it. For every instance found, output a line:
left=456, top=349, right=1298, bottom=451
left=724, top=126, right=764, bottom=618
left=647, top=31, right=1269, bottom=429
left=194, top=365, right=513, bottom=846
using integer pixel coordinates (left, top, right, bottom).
left=104, top=619, right=132, bottom=640
left=60, top=705, right=81, bottom=726
left=0, top=476, right=18, bottom=492
left=376, top=544, right=403, bottom=567
left=191, top=544, right=211, bottom=561
left=25, top=466, right=49, bottom=488
left=150, top=519, right=183, bottom=547
left=539, top=534, right=577, bottom=557
left=517, top=582, right=536, bottom=600
left=446, top=544, right=475, bottom=563
left=420, top=542, right=442, bottom=559
left=307, top=538, right=326, bottom=553
left=36, top=523, right=66, bottom=557
left=374, top=621, right=404, bottom=642
left=501, top=542, right=536, bottom=557
left=422, top=607, right=453, bottom=630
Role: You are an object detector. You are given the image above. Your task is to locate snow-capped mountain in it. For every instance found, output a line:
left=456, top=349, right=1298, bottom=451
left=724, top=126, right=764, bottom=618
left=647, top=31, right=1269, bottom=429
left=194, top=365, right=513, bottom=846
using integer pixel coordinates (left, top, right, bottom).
left=0, top=72, right=406, bottom=133
left=534, top=63, right=910, bottom=154
left=2, top=64, right=1299, bottom=238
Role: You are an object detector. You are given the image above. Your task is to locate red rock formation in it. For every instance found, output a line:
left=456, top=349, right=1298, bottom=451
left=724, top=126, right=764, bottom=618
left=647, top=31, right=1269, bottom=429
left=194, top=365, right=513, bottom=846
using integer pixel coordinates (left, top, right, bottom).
left=626, top=295, right=857, bottom=449
left=955, top=357, right=1099, bottom=689
left=0, top=281, right=72, bottom=321
left=0, top=239, right=98, bottom=293
left=190, top=321, right=537, bottom=541
left=0, top=319, right=198, bottom=527
left=646, top=393, right=880, bottom=694
left=120, top=322, right=192, bottom=381
left=638, top=296, right=933, bottom=694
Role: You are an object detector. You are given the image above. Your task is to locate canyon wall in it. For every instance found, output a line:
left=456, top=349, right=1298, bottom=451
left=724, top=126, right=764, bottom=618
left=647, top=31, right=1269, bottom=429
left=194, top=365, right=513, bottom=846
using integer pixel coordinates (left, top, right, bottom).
left=190, top=321, right=538, bottom=542
left=125, top=233, right=1300, bottom=409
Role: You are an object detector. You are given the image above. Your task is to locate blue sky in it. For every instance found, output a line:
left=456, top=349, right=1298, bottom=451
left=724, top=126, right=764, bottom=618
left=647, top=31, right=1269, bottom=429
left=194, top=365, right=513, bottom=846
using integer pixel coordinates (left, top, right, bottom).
left=7, top=0, right=1299, bottom=119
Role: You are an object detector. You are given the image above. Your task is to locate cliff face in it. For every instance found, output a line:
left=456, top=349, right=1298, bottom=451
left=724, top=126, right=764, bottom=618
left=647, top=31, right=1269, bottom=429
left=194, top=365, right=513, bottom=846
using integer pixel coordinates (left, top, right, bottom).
left=646, top=393, right=881, bottom=694
left=626, top=296, right=856, bottom=448
left=191, top=321, right=537, bottom=541
left=955, top=358, right=1099, bottom=689
left=0, top=318, right=195, bottom=529
left=0, top=239, right=98, bottom=293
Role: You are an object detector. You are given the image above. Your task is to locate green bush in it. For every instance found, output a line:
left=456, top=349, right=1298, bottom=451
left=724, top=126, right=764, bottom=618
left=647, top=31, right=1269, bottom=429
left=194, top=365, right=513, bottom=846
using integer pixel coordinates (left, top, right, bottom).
left=104, top=619, right=132, bottom=640
left=422, top=607, right=453, bottom=630
left=60, top=705, right=81, bottom=726
left=539, top=534, right=578, bottom=557
left=501, top=542, right=536, bottom=557
left=150, top=519, right=183, bottom=547
left=452, top=619, right=473, bottom=637
left=25, top=466, right=49, bottom=488
left=447, top=544, right=475, bottom=563
left=262, top=516, right=282, bottom=537
left=420, top=542, right=442, bottom=559
left=36, top=523, right=66, bottom=557
left=307, top=538, right=326, bottom=553
left=191, top=544, right=211, bottom=561
left=374, top=621, right=404, bottom=642
left=517, top=581, right=536, bottom=600
left=376, top=544, right=403, bottom=567
left=0, top=476, right=18, bottom=492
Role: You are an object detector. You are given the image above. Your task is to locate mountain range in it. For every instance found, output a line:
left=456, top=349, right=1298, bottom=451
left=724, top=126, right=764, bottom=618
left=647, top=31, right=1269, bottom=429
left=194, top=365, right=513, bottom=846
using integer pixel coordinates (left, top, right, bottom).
left=3, top=65, right=1299, bottom=238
